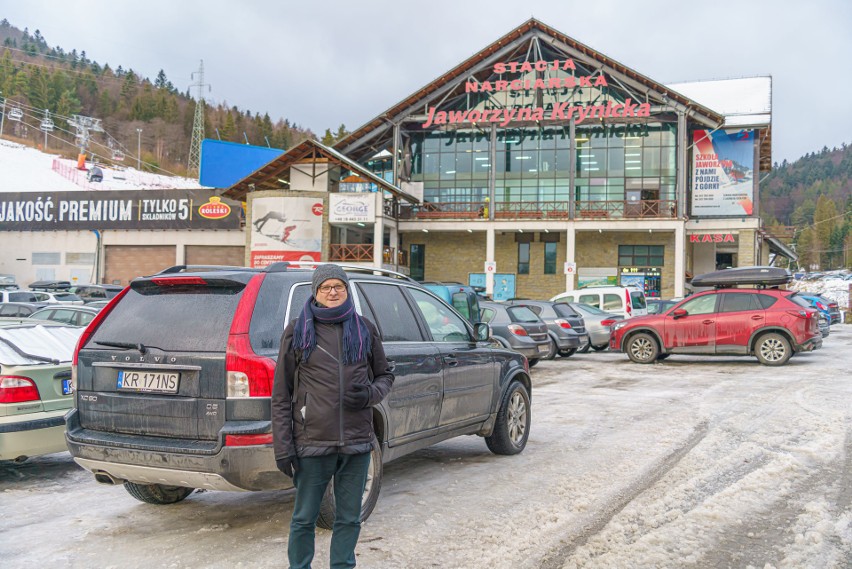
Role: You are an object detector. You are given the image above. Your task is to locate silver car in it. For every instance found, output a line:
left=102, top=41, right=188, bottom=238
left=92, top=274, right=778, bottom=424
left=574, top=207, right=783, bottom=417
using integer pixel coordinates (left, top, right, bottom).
left=568, top=302, right=621, bottom=352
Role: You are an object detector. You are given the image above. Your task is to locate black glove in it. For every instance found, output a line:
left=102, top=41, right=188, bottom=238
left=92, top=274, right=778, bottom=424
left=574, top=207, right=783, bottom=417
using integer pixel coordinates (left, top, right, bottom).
left=343, top=383, right=371, bottom=410
left=276, top=456, right=298, bottom=478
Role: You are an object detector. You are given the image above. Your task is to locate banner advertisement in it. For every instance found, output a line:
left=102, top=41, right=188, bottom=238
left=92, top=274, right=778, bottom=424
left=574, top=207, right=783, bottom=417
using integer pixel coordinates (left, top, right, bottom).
left=329, top=193, right=375, bottom=223
left=691, top=129, right=755, bottom=217
left=0, top=190, right=241, bottom=231
left=250, top=196, right=323, bottom=267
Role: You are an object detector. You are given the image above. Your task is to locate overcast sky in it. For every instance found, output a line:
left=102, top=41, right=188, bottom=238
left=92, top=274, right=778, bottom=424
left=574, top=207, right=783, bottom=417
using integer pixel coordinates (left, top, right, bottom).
left=3, top=0, right=850, bottom=164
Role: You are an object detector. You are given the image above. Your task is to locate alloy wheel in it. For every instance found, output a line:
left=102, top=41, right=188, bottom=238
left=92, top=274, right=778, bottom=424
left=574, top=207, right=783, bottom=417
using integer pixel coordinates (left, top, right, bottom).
left=507, top=391, right=528, bottom=446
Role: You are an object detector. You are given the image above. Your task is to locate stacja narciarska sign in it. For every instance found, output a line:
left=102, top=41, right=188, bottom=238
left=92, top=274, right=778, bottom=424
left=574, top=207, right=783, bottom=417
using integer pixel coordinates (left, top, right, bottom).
left=422, top=59, right=652, bottom=128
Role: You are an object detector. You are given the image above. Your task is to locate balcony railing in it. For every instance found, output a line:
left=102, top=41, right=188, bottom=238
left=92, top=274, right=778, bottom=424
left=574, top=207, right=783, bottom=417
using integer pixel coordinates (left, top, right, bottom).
left=329, top=244, right=373, bottom=262
left=398, top=200, right=678, bottom=221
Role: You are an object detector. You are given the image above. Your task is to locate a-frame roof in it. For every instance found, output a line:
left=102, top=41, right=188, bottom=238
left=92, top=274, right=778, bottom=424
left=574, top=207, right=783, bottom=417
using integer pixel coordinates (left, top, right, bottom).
left=335, top=18, right=725, bottom=160
left=222, top=138, right=418, bottom=203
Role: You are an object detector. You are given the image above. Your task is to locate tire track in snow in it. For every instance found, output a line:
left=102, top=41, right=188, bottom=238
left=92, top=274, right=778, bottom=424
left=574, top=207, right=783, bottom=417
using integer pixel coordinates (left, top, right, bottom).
left=538, top=420, right=710, bottom=569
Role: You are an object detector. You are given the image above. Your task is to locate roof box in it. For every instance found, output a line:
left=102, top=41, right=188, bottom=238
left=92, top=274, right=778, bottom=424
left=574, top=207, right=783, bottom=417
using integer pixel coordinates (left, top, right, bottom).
left=691, top=266, right=792, bottom=288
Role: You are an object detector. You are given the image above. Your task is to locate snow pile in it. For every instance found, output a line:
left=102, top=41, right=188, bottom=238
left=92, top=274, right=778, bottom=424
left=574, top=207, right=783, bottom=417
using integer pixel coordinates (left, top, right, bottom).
left=0, top=139, right=206, bottom=192
left=789, top=274, right=851, bottom=310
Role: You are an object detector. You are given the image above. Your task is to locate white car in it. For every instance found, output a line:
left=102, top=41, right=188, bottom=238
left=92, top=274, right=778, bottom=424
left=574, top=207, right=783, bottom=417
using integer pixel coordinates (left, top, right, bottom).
left=28, top=291, right=84, bottom=305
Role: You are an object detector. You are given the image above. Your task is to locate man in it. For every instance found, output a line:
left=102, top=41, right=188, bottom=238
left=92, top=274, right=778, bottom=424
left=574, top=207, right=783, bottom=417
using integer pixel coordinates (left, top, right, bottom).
left=271, top=265, right=394, bottom=569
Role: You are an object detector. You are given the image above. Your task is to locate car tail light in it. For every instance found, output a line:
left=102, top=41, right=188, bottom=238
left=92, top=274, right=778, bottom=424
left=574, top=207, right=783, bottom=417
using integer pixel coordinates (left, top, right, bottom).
left=625, top=290, right=632, bottom=316
left=785, top=309, right=809, bottom=319
left=0, top=376, right=40, bottom=403
left=225, top=433, right=273, bottom=446
left=816, top=301, right=826, bottom=311
left=71, top=285, right=131, bottom=388
left=601, top=319, right=617, bottom=327
left=226, top=274, right=275, bottom=398
left=151, top=276, right=208, bottom=286
left=555, top=318, right=572, bottom=329
left=507, top=324, right=528, bottom=336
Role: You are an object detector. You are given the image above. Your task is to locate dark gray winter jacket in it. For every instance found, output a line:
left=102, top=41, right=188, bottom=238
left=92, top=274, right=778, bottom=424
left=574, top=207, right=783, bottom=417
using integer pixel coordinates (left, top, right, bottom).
left=271, top=317, right=394, bottom=459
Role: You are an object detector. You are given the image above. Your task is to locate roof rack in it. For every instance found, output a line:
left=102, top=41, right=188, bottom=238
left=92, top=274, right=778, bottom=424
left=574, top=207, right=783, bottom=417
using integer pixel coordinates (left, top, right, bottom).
left=691, top=266, right=792, bottom=289
left=264, top=261, right=417, bottom=283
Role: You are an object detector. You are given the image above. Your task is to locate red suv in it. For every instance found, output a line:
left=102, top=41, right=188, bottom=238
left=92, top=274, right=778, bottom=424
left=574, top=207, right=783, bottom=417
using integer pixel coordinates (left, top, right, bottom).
left=610, top=286, right=823, bottom=366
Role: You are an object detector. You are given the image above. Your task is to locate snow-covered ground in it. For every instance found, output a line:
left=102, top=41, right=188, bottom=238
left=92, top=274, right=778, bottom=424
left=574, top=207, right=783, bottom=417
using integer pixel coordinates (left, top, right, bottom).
left=0, top=139, right=204, bottom=192
left=2, top=325, right=850, bottom=568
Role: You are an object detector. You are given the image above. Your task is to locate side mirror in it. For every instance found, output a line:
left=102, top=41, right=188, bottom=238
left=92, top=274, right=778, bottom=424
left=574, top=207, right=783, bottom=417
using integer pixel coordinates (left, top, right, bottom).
left=474, top=322, right=490, bottom=342
left=672, top=308, right=688, bottom=319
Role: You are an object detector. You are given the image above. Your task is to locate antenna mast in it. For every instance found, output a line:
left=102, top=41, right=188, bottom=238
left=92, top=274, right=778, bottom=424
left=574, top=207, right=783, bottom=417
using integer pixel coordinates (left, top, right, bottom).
left=187, top=60, right=209, bottom=179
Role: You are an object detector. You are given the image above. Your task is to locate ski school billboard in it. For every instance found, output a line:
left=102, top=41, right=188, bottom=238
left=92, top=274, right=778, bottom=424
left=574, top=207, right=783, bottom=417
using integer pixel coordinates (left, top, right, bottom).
left=691, top=129, right=755, bottom=217
left=249, top=196, right=323, bottom=267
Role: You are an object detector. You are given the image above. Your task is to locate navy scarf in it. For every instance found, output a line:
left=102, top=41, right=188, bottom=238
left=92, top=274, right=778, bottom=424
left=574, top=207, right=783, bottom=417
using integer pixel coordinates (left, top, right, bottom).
left=292, top=295, right=371, bottom=365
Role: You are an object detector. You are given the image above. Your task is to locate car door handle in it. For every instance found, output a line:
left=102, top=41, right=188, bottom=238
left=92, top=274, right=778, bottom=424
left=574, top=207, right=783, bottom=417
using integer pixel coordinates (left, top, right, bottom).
left=386, top=360, right=396, bottom=372
left=751, top=315, right=764, bottom=320
left=702, top=319, right=714, bottom=325
left=444, top=356, right=459, bottom=367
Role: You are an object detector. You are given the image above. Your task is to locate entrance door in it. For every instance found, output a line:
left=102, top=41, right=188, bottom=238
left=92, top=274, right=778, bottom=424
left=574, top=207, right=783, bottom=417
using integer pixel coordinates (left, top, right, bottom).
left=410, top=244, right=425, bottom=281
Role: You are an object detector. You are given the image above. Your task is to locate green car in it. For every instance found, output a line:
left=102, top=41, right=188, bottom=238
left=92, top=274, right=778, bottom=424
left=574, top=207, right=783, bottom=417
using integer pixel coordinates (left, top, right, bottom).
left=0, top=321, right=84, bottom=462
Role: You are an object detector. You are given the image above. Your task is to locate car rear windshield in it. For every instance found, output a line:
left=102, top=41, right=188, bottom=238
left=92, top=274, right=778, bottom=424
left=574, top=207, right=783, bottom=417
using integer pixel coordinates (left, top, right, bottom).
left=787, top=293, right=812, bottom=309
left=89, top=284, right=244, bottom=352
left=507, top=306, right=539, bottom=323
left=630, top=291, right=647, bottom=309
left=553, top=303, right=579, bottom=318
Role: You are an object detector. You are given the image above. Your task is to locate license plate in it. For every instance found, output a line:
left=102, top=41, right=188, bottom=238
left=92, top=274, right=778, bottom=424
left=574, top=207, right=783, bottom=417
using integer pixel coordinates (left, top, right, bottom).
left=538, top=344, right=549, bottom=353
left=62, top=379, right=73, bottom=395
left=117, top=370, right=180, bottom=394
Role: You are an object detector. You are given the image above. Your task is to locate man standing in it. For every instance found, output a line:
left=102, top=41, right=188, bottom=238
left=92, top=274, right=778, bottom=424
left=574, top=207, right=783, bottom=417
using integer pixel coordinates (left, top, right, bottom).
left=271, top=265, right=394, bottom=569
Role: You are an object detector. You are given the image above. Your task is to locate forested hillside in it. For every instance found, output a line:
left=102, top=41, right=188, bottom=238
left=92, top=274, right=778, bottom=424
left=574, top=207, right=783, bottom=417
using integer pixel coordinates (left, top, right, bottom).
left=761, top=144, right=852, bottom=270
left=0, top=20, right=318, bottom=176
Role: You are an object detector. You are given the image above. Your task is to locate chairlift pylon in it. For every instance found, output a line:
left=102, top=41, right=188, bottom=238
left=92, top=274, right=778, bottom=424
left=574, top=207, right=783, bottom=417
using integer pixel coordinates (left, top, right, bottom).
left=8, top=107, right=23, bottom=122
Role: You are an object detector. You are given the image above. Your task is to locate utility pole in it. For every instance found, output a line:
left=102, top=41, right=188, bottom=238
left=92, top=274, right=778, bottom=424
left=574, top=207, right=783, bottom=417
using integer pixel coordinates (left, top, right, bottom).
left=187, top=60, right=210, bottom=179
left=136, top=128, right=143, bottom=170
left=0, top=92, right=5, bottom=139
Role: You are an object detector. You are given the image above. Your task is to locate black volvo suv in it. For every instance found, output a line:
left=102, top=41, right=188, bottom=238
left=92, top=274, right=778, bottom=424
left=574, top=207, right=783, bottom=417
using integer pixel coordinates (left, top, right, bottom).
left=65, top=262, right=531, bottom=527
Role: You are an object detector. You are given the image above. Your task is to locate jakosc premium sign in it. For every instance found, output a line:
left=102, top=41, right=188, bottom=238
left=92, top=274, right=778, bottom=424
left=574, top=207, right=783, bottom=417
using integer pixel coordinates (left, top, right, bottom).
left=0, top=189, right=241, bottom=230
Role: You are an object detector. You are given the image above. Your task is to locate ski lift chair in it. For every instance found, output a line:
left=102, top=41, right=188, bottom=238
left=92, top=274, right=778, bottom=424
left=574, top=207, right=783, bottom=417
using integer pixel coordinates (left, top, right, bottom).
left=8, top=107, right=23, bottom=121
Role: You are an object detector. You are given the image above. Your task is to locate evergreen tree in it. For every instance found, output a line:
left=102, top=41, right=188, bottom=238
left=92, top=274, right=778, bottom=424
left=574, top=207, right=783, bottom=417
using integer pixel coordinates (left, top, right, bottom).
left=321, top=128, right=334, bottom=146
left=155, top=69, right=168, bottom=89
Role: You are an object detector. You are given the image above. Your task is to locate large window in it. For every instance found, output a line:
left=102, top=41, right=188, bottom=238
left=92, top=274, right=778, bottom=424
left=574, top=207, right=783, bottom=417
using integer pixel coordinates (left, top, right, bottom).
left=619, top=245, right=664, bottom=267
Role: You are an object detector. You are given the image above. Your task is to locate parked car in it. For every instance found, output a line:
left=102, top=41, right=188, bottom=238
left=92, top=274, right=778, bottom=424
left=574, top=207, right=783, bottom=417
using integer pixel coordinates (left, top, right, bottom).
left=0, top=274, right=19, bottom=290
left=550, top=285, right=648, bottom=319
left=610, top=267, right=822, bottom=366
left=479, top=300, right=551, bottom=365
left=29, top=305, right=100, bottom=327
left=817, top=313, right=831, bottom=338
left=798, top=292, right=841, bottom=324
left=69, top=284, right=124, bottom=304
left=568, top=302, right=621, bottom=352
left=0, top=290, right=43, bottom=303
left=85, top=300, right=110, bottom=310
left=0, top=302, right=47, bottom=318
left=421, top=281, right=481, bottom=325
left=0, top=321, right=84, bottom=461
left=65, top=263, right=531, bottom=528
left=506, top=300, right=589, bottom=358
left=646, top=298, right=679, bottom=315
left=29, top=291, right=85, bottom=305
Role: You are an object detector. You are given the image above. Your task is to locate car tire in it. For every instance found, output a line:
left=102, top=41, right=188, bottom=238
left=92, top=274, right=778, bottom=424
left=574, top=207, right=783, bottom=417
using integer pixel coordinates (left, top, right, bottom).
left=544, top=338, right=558, bottom=360
left=656, top=353, right=671, bottom=361
left=124, top=482, right=194, bottom=505
left=578, top=343, right=591, bottom=354
left=528, top=358, right=539, bottom=368
left=754, top=332, right=792, bottom=366
left=558, top=348, right=576, bottom=358
left=316, top=443, right=383, bottom=530
left=591, top=344, right=608, bottom=352
left=485, top=381, right=531, bottom=455
left=626, top=332, right=659, bottom=364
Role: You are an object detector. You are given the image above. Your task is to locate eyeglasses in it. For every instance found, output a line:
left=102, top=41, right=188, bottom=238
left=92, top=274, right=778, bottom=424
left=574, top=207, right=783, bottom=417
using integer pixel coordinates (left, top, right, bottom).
left=317, top=284, right=347, bottom=294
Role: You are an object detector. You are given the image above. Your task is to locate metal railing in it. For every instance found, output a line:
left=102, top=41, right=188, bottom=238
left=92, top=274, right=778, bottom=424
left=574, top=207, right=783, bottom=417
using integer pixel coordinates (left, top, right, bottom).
left=329, top=244, right=373, bottom=262
left=398, top=200, right=678, bottom=221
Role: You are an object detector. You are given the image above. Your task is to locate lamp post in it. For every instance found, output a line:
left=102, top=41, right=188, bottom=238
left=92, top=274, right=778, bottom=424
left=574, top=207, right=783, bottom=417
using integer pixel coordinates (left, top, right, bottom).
left=136, top=128, right=142, bottom=170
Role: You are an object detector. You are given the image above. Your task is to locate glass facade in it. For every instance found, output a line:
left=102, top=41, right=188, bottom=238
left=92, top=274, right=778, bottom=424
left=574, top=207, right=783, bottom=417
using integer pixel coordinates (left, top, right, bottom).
left=407, top=122, right=677, bottom=213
